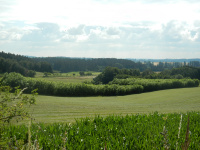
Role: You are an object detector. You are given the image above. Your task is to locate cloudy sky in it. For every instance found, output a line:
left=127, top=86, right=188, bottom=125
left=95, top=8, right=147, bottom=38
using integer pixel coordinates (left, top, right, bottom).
left=0, top=0, right=200, bottom=59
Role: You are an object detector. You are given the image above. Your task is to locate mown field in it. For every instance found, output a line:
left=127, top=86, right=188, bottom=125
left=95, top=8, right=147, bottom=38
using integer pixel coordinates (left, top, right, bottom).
left=24, top=86, right=200, bottom=124
left=34, top=71, right=99, bottom=83
left=1, top=72, right=200, bottom=123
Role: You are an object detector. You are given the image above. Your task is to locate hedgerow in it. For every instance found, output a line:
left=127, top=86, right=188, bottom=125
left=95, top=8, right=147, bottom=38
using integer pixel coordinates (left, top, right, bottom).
left=0, top=72, right=199, bottom=96
left=109, top=78, right=199, bottom=92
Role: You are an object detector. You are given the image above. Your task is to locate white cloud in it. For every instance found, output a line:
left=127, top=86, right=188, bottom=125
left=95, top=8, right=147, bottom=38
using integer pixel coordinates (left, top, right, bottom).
left=67, top=25, right=85, bottom=35
left=1, top=0, right=199, bottom=26
left=0, top=0, right=200, bottom=58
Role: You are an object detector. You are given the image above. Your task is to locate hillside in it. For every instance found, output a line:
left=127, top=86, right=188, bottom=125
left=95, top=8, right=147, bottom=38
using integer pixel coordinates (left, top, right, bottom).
left=28, top=87, right=200, bottom=123
left=0, top=51, right=53, bottom=76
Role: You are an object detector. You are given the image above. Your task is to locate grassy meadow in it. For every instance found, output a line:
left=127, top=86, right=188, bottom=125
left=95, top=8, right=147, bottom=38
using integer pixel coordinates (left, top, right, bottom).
left=34, top=71, right=99, bottom=83
left=25, top=86, right=200, bottom=124
left=6, top=72, right=198, bottom=124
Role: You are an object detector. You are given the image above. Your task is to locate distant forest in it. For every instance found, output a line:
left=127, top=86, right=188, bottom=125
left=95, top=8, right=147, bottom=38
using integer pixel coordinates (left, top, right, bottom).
left=0, top=51, right=53, bottom=77
left=0, top=51, right=200, bottom=77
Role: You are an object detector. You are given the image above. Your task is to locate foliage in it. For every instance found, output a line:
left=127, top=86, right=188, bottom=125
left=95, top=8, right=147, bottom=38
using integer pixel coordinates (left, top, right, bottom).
left=171, top=66, right=200, bottom=80
left=85, top=72, right=93, bottom=76
left=0, top=72, right=26, bottom=88
left=93, top=67, right=120, bottom=84
left=33, top=56, right=200, bottom=73
left=79, top=71, right=85, bottom=76
left=0, top=85, right=37, bottom=148
left=26, top=70, right=36, bottom=77
left=0, top=72, right=199, bottom=97
left=93, top=67, right=141, bottom=84
left=94, top=66, right=200, bottom=84
left=0, top=51, right=53, bottom=76
left=0, top=86, right=37, bottom=124
left=79, top=71, right=93, bottom=76
left=141, top=68, right=155, bottom=77
left=114, top=74, right=132, bottom=79
left=43, top=72, right=51, bottom=77
left=149, top=66, right=200, bottom=80
left=33, top=57, right=147, bottom=72
left=1, top=112, right=200, bottom=149
left=1, top=51, right=200, bottom=75
left=109, top=78, right=199, bottom=92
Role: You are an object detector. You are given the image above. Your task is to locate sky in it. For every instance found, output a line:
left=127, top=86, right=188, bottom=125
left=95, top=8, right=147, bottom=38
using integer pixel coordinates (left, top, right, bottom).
left=0, top=0, right=200, bottom=59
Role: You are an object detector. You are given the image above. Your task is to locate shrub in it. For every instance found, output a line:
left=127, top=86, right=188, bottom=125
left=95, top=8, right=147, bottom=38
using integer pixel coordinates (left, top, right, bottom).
left=1, top=73, right=199, bottom=97
left=172, top=80, right=184, bottom=88
left=0, top=72, right=27, bottom=89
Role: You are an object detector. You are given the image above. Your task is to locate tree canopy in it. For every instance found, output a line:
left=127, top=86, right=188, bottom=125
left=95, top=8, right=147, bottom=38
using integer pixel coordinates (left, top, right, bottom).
left=0, top=51, right=53, bottom=76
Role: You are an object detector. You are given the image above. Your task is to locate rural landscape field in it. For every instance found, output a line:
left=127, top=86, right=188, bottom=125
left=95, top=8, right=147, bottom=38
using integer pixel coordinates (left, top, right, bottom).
left=1, top=0, right=200, bottom=149
left=0, top=52, right=200, bottom=149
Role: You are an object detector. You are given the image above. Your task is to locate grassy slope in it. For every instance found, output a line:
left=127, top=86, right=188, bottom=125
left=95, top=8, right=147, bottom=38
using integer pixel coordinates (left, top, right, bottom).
left=27, top=87, right=200, bottom=124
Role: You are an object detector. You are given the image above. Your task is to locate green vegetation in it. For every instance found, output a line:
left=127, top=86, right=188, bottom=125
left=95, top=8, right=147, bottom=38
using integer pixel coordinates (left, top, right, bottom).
left=34, top=56, right=200, bottom=72
left=1, top=72, right=199, bottom=96
left=93, top=66, right=140, bottom=84
left=0, top=86, right=37, bottom=124
left=145, top=66, right=200, bottom=80
left=93, top=66, right=200, bottom=84
left=1, top=70, right=200, bottom=149
left=18, top=86, right=200, bottom=123
left=0, top=85, right=37, bottom=148
left=0, top=51, right=53, bottom=77
left=1, top=83, right=200, bottom=148
left=1, top=51, right=200, bottom=76
left=34, top=71, right=99, bottom=84
left=1, top=112, right=200, bottom=149
left=1, top=53, right=200, bottom=149
left=38, top=76, right=94, bottom=84
left=109, top=78, right=199, bottom=92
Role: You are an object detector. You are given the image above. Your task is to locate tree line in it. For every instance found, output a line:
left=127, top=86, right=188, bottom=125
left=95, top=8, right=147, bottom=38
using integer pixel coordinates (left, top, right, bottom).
left=33, top=57, right=200, bottom=73
left=0, top=51, right=53, bottom=76
left=93, top=66, right=200, bottom=84
left=1, top=51, right=200, bottom=76
left=32, top=57, right=148, bottom=72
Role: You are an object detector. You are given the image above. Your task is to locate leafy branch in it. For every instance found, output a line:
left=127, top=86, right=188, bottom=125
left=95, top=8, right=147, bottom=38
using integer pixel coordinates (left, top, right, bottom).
left=0, top=85, right=37, bottom=124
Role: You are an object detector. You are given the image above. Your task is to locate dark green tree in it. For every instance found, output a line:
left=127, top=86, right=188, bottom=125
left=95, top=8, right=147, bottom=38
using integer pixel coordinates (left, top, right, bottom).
left=79, top=71, right=85, bottom=76
left=93, top=67, right=120, bottom=84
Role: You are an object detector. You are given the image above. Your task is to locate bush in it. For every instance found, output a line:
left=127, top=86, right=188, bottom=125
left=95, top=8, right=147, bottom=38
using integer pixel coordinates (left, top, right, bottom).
left=79, top=71, right=85, bottom=76
left=172, top=80, right=184, bottom=88
left=26, top=70, right=36, bottom=77
left=0, top=72, right=27, bottom=89
left=1, top=73, right=199, bottom=97
left=109, top=78, right=199, bottom=92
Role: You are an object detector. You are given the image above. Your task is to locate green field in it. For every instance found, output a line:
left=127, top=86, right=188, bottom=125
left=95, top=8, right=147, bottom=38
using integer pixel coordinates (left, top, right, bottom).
left=2, top=72, right=200, bottom=149
left=26, top=86, right=200, bottom=124
left=4, top=112, right=200, bottom=149
left=34, top=71, right=99, bottom=83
